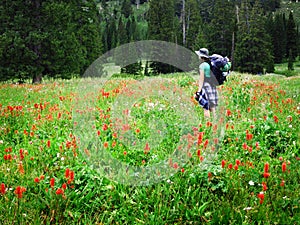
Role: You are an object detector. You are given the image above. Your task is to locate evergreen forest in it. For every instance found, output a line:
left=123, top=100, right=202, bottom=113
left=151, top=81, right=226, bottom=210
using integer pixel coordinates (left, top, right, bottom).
left=1, top=0, right=299, bottom=83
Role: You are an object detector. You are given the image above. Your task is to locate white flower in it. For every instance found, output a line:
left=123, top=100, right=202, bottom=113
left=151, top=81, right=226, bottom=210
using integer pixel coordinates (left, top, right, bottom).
left=289, top=125, right=292, bottom=128
left=61, top=157, right=65, bottom=161
left=167, top=179, right=173, bottom=184
left=243, top=207, right=252, bottom=211
left=283, top=196, right=287, bottom=199
left=0, top=140, right=3, bottom=144
left=249, top=180, right=255, bottom=186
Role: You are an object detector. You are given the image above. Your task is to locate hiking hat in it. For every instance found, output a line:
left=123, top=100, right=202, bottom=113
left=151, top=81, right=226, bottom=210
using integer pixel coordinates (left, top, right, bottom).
left=195, top=48, right=209, bottom=59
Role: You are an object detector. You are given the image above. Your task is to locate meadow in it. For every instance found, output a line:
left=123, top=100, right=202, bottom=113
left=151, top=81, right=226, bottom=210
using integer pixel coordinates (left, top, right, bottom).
left=0, top=72, right=299, bottom=224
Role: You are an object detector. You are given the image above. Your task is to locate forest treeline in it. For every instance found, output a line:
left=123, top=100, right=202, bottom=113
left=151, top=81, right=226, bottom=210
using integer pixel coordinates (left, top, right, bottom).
left=0, top=0, right=299, bottom=83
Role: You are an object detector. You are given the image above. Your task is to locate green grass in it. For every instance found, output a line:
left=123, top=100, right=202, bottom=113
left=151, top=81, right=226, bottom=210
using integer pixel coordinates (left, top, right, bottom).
left=0, top=73, right=299, bottom=224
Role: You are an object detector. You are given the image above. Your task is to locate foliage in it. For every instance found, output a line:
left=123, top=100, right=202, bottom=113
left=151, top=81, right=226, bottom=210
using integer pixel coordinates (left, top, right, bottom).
left=0, top=0, right=102, bottom=83
left=0, top=74, right=299, bottom=224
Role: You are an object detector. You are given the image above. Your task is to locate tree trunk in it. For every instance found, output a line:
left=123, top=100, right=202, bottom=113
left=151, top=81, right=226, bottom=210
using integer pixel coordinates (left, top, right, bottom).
left=32, top=73, right=43, bottom=84
left=182, top=0, right=186, bottom=45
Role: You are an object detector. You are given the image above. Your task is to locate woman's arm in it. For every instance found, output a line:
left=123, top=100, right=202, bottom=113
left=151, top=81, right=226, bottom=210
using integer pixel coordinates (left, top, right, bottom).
left=198, top=69, right=204, bottom=92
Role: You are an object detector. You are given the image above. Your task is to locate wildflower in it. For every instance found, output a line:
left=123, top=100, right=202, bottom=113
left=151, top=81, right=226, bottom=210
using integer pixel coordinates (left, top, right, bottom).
left=228, top=163, right=233, bottom=169
left=234, top=164, right=238, bottom=170
left=197, top=149, right=201, bottom=157
left=280, top=180, right=285, bottom=187
left=69, top=171, right=75, bottom=181
left=263, top=172, right=270, bottom=178
left=181, top=168, right=185, bottom=173
left=257, top=192, right=264, bottom=204
left=34, top=177, right=40, bottom=183
left=50, top=178, right=55, bottom=188
left=62, top=183, right=67, bottom=190
left=123, top=151, right=127, bottom=156
left=262, top=182, right=267, bottom=191
left=14, top=186, right=26, bottom=199
left=18, top=163, right=25, bottom=174
left=273, top=115, right=279, bottom=123
left=135, top=128, right=140, bottom=134
left=226, top=109, right=232, bottom=117
left=65, top=168, right=70, bottom=179
left=144, top=143, right=150, bottom=153
left=243, top=207, right=252, bottom=211
left=264, top=162, right=269, bottom=173
left=236, top=159, right=241, bottom=166
left=221, top=160, right=226, bottom=168
left=103, top=142, right=109, bottom=148
left=47, top=140, right=51, bottom=148
left=56, top=188, right=64, bottom=195
left=102, top=123, right=108, bottom=131
left=173, top=162, right=179, bottom=169
left=282, top=162, right=287, bottom=173
left=1, top=183, right=6, bottom=195
left=248, top=181, right=255, bottom=186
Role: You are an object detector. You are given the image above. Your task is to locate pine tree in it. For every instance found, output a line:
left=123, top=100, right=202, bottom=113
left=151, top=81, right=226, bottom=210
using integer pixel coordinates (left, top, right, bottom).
left=234, top=0, right=274, bottom=74
left=271, top=13, right=286, bottom=63
left=148, top=0, right=178, bottom=74
left=206, top=0, right=235, bottom=56
left=0, top=0, right=102, bottom=83
left=121, top=0, right=133, bottom=18
left=183, top=0, right=204, bottom=50
left=286, top=11, right=298, bottom=60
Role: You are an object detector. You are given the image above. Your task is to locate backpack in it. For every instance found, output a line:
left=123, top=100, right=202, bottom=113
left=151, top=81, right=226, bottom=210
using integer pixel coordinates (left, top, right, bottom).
left=209, top=54, right=231, bottom=85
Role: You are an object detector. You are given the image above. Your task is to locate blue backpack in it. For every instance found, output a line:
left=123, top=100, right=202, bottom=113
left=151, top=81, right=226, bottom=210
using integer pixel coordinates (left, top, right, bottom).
left=209, top=54, right=231, bottom=85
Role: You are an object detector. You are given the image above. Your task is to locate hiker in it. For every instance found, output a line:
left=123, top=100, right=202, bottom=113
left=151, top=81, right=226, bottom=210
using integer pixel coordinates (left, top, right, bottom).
left=194, top=48, right=218, bottom=118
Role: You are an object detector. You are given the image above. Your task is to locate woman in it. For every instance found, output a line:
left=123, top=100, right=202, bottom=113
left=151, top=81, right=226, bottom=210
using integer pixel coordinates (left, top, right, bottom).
left=195, top=48, right=218, bottom=118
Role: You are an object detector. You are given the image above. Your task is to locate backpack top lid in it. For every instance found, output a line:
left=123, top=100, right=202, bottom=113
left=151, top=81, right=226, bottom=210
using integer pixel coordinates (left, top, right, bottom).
left=209, top=54, right=229, bottom=69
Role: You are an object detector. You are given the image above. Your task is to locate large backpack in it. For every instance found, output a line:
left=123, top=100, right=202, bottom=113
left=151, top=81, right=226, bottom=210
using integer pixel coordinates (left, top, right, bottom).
left=209, top=54, right=231, bottom=85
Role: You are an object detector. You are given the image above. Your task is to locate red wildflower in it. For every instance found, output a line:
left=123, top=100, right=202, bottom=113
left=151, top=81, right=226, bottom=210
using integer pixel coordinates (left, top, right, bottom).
left=228, top=163, right=233, bottom=169
left=18, top=163, right=25, bottom=174
left=34, top=177, right=40, bottom=183
left=263, top=172, right=270, bottom=178
left=135, top=128, right=140, bottom=134
left=234, top=164, right=238, bottom=170
left=181, top=168, right=185, bottom=173
left=56, top=188, right=64, bottom=195
left=50, top=178, right=55, bottom=188
left=62, top=183, right=67, bottom=190
left=257, top=192, right=264, bottom=204
left=65, top=168, right=70, bottom=179
left=14, top=186, right=26, bottom=198
left=280, top=180, right=285, bottom=187
left=226, top=109, right=232, bottom=117
left=103, top=142, right=109, bottom=148
left=221, top=160, right=226, bottom=168
left=273, top=115, right=279, bottom=123
left=102, top=123, right=108, bottom=131
left=246, top=133, right=253, bottom=141
left=1, top=183, right=6, bottom=195
left=197, top=149, right=201, bottom=157
left=69, top=171, right=75, bottom=181
left=123, top=151, right=127, bottom=156
left=47, top=140, right=51, bottom=148
left=264, top=163, right=269, bottom=173
left=262, top=182, right=267, bottom=191
left=236, top=159, right=241, bottom=166
left=144, top=143, right=150, bottom=152
left=282, top=162, right=287, bottom=173
left=173, top=162, right=179, bottom=169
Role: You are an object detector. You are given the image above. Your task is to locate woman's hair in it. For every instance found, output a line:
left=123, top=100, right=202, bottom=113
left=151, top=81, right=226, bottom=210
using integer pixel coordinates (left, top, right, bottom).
left=201, top=57, right=212, bottom=66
